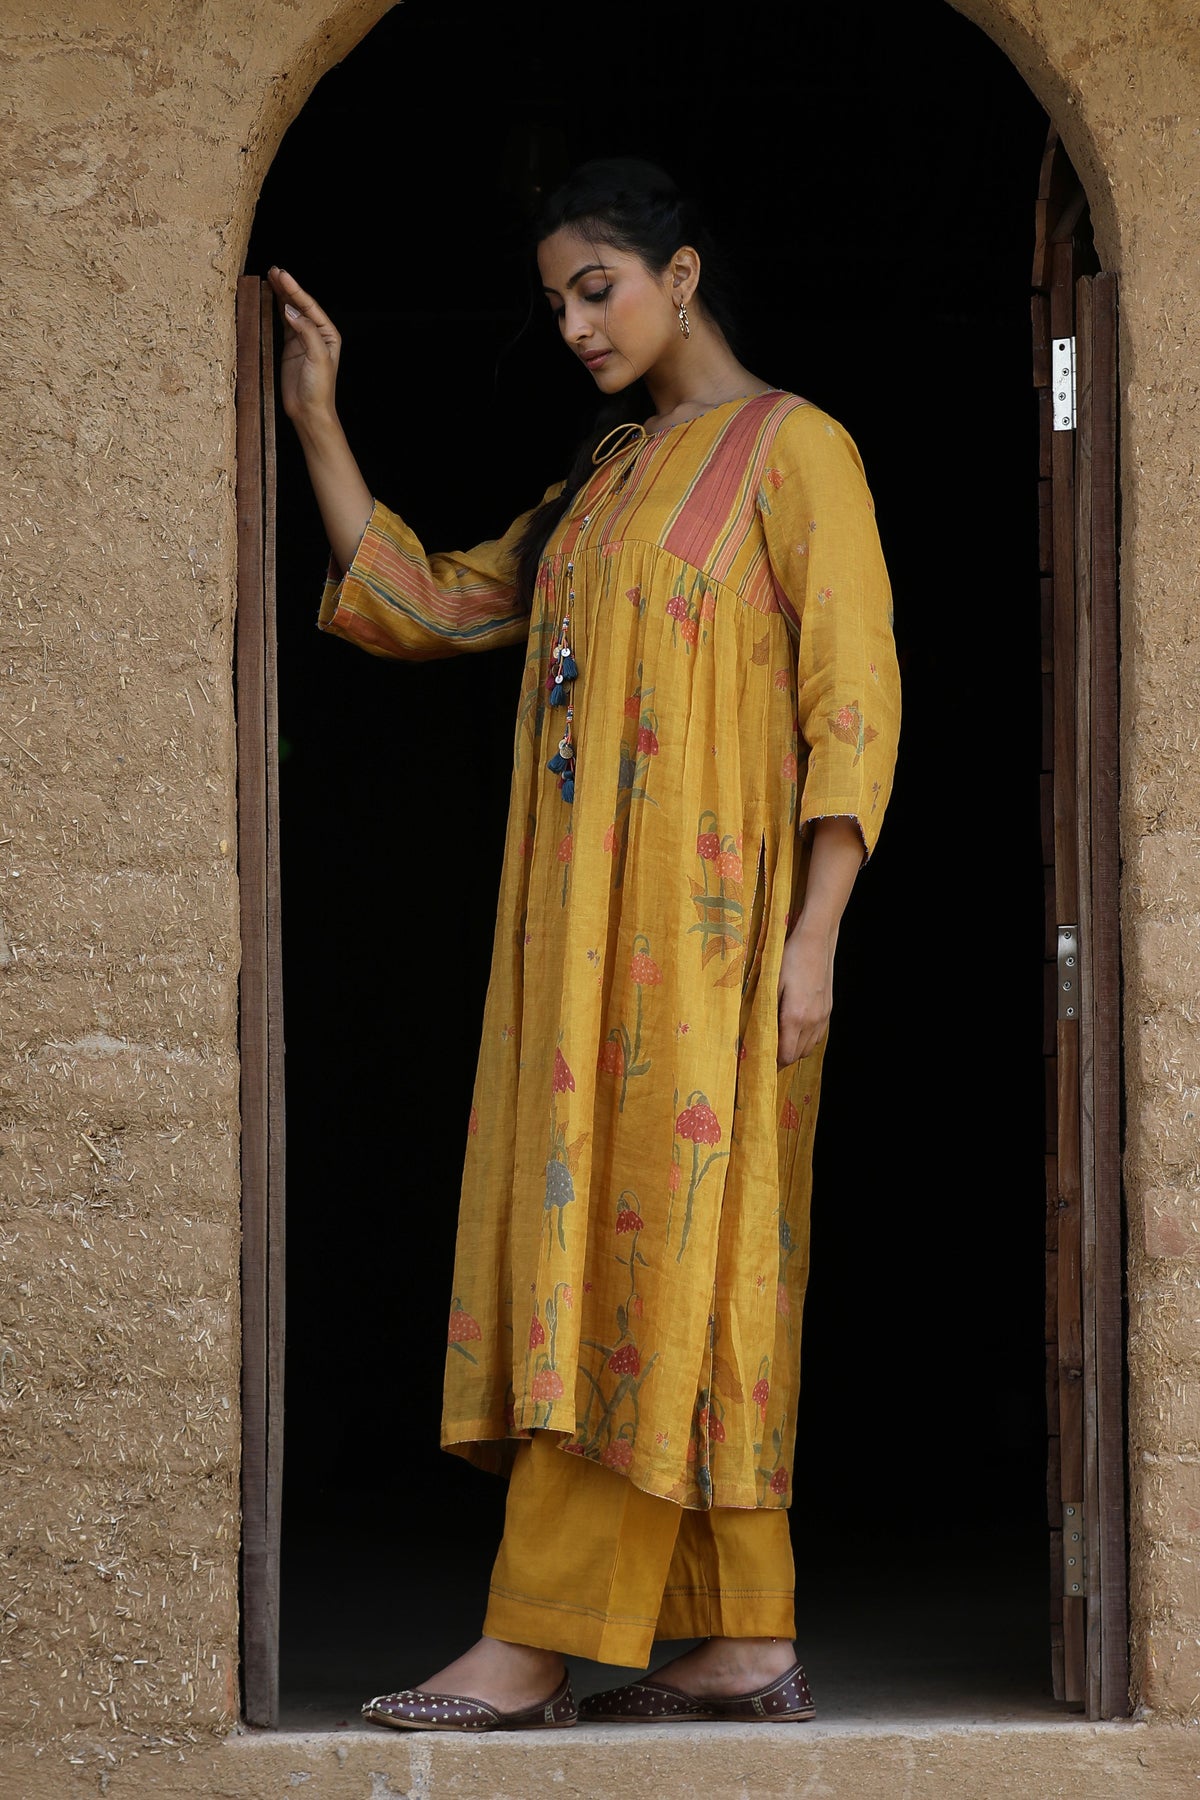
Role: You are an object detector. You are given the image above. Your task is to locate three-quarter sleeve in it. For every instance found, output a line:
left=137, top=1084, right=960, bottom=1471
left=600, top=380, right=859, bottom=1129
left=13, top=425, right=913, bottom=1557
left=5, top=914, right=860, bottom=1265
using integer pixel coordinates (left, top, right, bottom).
left=758, top=406, right=901, bottom=859
left=317, top=481, right=565, bottom=661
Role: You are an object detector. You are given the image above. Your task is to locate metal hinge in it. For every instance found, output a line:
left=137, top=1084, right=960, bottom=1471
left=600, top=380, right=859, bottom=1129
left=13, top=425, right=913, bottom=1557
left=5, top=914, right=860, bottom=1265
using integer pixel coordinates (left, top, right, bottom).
left=1063, top=1501, right=1087, bottom=1596
left=1057, top=924, right=1079, bottom=1021
left=1052, top=336, right=1076, bottom=430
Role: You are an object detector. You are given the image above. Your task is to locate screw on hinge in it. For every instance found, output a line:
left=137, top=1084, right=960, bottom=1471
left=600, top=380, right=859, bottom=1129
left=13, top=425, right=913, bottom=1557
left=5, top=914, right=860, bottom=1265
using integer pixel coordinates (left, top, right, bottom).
left=1057, top=925, right=1079, bottom=1022
left=1063, top=1501, right=1087, bottom=1596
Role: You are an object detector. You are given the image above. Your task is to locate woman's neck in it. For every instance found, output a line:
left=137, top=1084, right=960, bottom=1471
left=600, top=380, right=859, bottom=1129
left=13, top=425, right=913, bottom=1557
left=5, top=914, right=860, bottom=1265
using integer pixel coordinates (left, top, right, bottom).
left=643, top=326, right=772, bottom=432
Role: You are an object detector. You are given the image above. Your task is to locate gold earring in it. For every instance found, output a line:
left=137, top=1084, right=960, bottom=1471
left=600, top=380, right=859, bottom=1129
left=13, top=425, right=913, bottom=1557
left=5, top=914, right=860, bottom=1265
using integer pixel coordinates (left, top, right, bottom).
left=677, top=301, right=691, bottom=340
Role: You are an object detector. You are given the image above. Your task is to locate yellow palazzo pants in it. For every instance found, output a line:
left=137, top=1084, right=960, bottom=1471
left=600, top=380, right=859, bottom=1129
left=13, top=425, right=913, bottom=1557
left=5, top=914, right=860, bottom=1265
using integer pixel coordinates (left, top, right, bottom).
left=483, top=1432, right=796, bottom=1668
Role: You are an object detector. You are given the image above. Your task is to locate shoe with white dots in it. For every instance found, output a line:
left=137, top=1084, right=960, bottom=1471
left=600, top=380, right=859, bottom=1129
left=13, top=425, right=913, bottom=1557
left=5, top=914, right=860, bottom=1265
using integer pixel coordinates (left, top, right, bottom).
left=362, top=1672, right=578, bottom=1732
left=578, top=1661, right=815, bottom=1724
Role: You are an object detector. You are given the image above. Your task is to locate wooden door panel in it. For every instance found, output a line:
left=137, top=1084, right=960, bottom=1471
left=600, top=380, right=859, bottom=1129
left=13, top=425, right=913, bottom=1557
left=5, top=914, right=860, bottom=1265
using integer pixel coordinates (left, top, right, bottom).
left=1034, top=128, right=1127, bottom=1720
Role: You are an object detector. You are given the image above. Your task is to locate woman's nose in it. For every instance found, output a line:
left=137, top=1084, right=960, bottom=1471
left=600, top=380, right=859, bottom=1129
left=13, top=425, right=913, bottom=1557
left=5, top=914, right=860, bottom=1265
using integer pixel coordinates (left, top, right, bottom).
left=565, top=304, right=591, bottom=344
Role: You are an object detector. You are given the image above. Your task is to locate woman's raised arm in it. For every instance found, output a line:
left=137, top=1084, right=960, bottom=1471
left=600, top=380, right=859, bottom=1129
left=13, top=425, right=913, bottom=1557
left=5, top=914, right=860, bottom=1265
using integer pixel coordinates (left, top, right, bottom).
left=266, top=266, right=374, bottom=574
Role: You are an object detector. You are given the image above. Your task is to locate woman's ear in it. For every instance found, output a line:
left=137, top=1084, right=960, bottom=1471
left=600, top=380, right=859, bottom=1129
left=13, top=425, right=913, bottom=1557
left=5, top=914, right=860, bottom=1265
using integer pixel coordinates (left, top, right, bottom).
left=669, top=245, right=701, bottom=309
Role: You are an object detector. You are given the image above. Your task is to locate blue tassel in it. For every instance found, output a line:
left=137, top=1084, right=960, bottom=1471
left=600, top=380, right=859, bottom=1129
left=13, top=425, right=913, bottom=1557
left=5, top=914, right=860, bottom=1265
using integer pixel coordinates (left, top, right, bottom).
left=561, top=776, right=575, bottom=803
left=547, top=751, right=567, bottom=774
left=549, top=682, right=565, bottom=707
left=560, top=655, right=578, bottom=680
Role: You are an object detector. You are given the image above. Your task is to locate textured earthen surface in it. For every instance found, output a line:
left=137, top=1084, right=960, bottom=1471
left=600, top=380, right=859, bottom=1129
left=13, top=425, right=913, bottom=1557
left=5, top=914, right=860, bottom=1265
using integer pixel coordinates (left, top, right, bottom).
left=3, top=0, right=1200, bottom=1790
left=6, top=1718, right=1200, bottom=1800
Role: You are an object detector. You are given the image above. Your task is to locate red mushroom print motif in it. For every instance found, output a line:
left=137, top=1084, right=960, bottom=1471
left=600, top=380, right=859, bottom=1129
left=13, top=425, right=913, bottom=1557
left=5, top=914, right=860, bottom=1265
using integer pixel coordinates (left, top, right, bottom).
left=530, top=1364, right=565, bottom=1427
left=688, top=810, right=749, bottom=986
left=447, top=1300, right=482, bottom=1365
left=567, top=1189, right=661, bottom=1464
left=615, top=1194, right=644, bottom=1234
left=602, top=1436, right=634, bottom=1471
left=603, top=934, right=661, bottom=1113
left=672, top=1093, right=728, bottom=1259
left=552, top=1047, right=575, bottom=1094
left=665, top=574, right=717, bottom=654
left=756, top=1411, right=791, bottom=1504
left=610, top=1190, right=649, bottom=1379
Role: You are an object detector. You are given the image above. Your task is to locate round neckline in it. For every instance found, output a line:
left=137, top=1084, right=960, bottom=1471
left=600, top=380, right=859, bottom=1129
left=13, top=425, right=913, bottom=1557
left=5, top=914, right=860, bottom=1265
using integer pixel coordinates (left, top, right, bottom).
left=643, top=387, right=784, bottom=440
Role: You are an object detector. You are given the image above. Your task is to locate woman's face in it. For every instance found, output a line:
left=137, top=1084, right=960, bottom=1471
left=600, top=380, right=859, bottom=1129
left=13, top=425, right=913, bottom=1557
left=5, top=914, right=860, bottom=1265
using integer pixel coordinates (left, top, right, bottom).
left=538, top=227, right=683, bottom=393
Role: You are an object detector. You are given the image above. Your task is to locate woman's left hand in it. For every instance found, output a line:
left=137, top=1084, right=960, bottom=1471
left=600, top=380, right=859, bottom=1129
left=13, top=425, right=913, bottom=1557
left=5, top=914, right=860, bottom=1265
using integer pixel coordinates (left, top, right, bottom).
left=775, top=817, right=864, bottom=1068
left=776, top=924, right=835, bottom=1068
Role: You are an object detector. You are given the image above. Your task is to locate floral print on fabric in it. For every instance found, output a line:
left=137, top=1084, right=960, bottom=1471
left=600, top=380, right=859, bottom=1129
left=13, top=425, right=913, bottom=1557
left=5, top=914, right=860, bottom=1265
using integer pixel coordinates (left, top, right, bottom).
left=317, top=392, right=900, bottom=1507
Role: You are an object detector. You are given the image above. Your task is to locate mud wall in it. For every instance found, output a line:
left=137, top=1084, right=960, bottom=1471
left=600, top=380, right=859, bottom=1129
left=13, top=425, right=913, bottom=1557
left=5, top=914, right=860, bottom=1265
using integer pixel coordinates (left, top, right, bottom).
left=0, top=0, right=392, bottom=1770
left=2, top=0, right=1200, bottom=1790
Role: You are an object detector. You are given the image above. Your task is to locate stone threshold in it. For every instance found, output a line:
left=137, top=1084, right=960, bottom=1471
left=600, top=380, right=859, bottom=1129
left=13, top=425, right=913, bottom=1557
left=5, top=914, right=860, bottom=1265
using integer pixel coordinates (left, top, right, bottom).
left=15, top=1716, right=1199, bottom=1800
left=212, top=1715, right=1194, bottom=1800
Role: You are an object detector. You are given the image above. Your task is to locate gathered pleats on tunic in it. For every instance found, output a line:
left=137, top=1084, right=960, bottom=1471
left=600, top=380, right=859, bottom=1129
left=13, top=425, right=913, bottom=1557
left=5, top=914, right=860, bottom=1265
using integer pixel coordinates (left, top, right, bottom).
left=319, top=390, right=901, bottom=1510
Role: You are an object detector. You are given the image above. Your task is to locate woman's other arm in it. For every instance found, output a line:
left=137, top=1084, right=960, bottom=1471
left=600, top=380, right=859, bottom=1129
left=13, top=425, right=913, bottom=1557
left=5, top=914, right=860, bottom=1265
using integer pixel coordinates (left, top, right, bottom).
left=758, top=405, right=902, bottom=1068
left=268, top=266, right=555, bottom=662
left=267, top=265, right=374, bottom=574
left=776, top=816, right=864, bottom=1067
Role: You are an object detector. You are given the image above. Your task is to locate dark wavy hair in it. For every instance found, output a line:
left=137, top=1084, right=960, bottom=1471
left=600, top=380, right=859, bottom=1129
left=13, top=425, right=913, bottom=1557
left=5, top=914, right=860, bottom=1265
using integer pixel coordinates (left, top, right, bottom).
left=513, top=158, right=741, bottom=611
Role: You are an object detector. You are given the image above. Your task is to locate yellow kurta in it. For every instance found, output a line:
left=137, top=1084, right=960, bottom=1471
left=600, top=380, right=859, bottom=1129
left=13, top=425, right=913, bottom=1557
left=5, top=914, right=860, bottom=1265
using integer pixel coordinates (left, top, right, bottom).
left=319, top=391, right=900, bottom=1509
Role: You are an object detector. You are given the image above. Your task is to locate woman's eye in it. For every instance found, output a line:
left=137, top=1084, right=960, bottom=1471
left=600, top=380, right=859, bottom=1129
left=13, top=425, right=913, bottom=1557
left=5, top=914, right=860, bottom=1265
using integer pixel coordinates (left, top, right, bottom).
left=548, top=283, right=611, bottom=324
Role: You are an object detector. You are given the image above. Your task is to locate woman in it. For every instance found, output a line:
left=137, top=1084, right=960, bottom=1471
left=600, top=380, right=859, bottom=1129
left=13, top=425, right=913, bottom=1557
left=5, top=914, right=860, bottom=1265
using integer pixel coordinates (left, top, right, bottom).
left=268, top=157, right=900, bottom=1732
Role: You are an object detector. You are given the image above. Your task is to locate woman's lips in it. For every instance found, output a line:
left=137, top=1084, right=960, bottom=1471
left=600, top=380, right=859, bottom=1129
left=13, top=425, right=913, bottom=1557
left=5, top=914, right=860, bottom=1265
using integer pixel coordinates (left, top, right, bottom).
left=582, top=351, right=611, bottom=371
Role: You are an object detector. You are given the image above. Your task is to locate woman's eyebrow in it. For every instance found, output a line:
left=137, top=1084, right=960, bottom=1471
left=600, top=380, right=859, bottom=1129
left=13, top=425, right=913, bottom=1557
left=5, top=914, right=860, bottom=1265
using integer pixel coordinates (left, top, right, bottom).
left=542, top=262, right=610, bottom=296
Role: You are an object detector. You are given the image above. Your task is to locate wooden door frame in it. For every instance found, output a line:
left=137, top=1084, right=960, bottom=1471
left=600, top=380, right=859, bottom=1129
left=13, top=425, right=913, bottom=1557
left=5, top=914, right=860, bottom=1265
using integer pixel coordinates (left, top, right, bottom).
left=1034, top=127, right=1129, bottom=1719
left=235, top=277, right=285, bottom=1729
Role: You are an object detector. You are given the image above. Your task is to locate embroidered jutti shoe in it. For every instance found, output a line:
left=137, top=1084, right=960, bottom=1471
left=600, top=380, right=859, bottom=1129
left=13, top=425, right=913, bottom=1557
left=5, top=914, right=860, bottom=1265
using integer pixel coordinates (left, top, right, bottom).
left=362, top=1671, right=578, bottom=1731
left=577, top=1660, right=815, bottom=1723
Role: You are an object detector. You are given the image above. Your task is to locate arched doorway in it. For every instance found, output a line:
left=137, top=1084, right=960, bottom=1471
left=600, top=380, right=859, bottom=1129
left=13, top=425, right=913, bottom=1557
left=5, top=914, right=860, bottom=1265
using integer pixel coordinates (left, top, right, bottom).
left=235, top=0, right=1124, bottom=1729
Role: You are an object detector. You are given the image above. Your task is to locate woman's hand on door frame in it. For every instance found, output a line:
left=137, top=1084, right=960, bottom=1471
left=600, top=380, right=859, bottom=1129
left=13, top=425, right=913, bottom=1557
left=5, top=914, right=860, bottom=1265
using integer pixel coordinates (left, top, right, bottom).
left=267, top=266, right=342, bottom=428
left=265, top=267, right=374, bottom=575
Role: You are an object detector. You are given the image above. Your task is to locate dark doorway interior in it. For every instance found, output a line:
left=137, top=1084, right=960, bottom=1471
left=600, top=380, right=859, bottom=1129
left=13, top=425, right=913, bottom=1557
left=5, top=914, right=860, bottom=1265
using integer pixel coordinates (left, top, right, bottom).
left=246, top=0, right=1057, bottom=1727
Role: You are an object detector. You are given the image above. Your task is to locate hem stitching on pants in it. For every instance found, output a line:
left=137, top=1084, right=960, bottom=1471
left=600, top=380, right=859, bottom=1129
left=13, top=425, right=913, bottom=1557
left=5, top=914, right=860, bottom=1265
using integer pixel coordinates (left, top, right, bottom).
left=488, top=1583, right=659, bottom=1630
left=660, top=1586, right=794, bottom=1600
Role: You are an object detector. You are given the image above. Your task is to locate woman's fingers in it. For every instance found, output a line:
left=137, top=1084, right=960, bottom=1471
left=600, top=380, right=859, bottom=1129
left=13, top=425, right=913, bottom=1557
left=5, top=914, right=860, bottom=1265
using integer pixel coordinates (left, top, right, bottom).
left=267, top=267, right=341, bottom=422
left=269, top=266, right=337, bottom=332
left=776, top=999, right=829, bottom=1067
left=777, top=1027, right=823, bottom=1069
left=267, top=267, right=340, bottom=359
left=282, top=299, right=334, bottom=357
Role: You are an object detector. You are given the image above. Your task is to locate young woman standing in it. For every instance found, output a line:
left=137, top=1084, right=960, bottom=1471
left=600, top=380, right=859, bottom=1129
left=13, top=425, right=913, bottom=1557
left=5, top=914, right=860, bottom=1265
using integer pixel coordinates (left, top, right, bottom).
left=269, top=157, right=900, bottom=1731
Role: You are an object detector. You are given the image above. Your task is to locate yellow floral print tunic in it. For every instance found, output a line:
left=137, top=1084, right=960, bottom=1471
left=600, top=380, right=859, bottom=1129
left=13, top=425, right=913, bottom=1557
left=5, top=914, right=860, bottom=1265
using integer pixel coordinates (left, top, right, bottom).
left=319, top=391, right=900, bottom=1508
